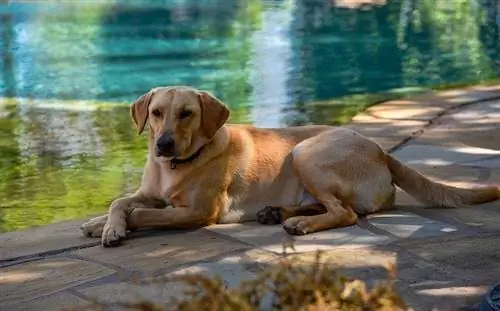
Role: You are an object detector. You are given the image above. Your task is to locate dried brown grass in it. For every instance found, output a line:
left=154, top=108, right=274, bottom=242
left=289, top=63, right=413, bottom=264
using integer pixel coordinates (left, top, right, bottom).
left=72, top=244, right=408, bottom=311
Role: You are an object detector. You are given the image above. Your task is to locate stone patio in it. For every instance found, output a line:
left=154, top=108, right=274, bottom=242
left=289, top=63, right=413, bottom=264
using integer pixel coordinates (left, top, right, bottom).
left=1, top=85, right=500, bottom=311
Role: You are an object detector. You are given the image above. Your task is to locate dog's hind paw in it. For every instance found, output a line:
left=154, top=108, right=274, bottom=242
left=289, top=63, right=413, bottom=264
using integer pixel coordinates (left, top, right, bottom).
left=283, top=216, right=310, bottom=236
left=256, top=206, right=283, bottom=225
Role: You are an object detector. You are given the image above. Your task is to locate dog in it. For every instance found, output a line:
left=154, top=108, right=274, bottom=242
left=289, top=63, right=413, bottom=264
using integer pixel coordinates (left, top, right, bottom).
left=80, top=86, right=500, bottom=247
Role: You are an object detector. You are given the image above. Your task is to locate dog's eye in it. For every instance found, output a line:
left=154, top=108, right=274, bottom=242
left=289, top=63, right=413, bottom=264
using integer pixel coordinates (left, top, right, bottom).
left=152, top=109, right=162, bottom=118
left=179, top=110, right=192, bottom=119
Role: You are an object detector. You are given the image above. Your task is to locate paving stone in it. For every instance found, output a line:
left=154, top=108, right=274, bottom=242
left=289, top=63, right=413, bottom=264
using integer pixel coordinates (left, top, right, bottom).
left=474, top=85, right=500, bottom=92
left=392, top=236, right=500, bottom=310
left=385, top=165, right=488, bottom=208
left=391, top=144, right=500, bottom=167
left=78, top=281, right=184, bottom=307
left=0, top=219, right=98, bottom=261
left=390, top=250, right=492, bottom=311
left=347, top=113, right=425, bottom=140
left=402, top=235, right=500, bottom=282
left=7, top=292, right=89, bottom=311
left=79, top=256, right=258, bottom=306
left=396, top=164, right=486, bottom=185
left=460, top=156, right=500, bottom=169
left=444, top=89, right=500, bottom=105
left=277, top=247, right=477, bottom=311
left=412, top=123, right=500, bottom=151
left=367, top=211, right=457, bottom=239
left=488, top=168, right=500, bottom=183
left=167, top=255, right=258, bottom=288
left=390, top=164, right=500, bottom=231
left=236, top=248, right=282, bottom=273
left=398, top=283, right=486, bottom=311
left=401, top=88, right=500, bottom=111
left=394, top=188, right=423, bottom=207
left=285, top=248, right=398, bottom=281
left=412, top=99, right=500, bottom=150
left=206, top=222, right=393, bottom=254
left=412, top=134, right=496, bottom=150
left=74, top=229, right=249, bottom=273
left=366, top=99, right=444, bottom=121
left=368, top=136, right=404, bottom=151
left=415, top=285, right=488, bottom=311
left=408, top=91, right=461, bottom=109
left=448, top=102, right=500, bottom=121
left=415, top=202, right=500, bottom=231
left=0, top=258, right=114, bottom=307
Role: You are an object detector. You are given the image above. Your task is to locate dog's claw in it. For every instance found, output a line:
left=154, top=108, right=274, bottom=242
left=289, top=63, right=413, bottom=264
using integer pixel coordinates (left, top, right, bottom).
left=256, top=206, right=283, bottom=225
left=80, top=215, right=108, bottom=238
left=101, top=220, right=127, bottom=247
left=102, top=234, right=126, bottom=247
left=283, top=224, right=307, bottom=236
left=283, top=217, right=309, bottom=236
left=80, top=224, right=95, bottom=238
left=103, top=237, right=123, bottom=247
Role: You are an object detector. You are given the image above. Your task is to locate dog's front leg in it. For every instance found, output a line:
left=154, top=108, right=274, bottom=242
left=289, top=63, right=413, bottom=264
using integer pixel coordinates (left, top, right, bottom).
left=102, top=191, right=226, bottom=246
left=99, top=206, right=213, bottom=247
left=81, top=195, right=165, bottom=239
left=126, top=207, right=212, bottom=231
left=100, top=193, right=163, bottom=246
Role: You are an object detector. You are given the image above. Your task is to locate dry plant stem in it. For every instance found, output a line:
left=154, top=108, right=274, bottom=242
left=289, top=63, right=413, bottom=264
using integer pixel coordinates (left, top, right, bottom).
left=78, top=244, right=408, bottom=311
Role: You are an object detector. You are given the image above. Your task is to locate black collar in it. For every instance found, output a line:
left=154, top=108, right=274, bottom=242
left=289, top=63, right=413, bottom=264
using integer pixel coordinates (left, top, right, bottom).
left=170, top=146, right=205, bottom=170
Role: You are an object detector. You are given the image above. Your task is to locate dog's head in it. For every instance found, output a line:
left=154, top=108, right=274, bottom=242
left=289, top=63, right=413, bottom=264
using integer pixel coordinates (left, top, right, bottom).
left=130, top=86, right=230, bottom=160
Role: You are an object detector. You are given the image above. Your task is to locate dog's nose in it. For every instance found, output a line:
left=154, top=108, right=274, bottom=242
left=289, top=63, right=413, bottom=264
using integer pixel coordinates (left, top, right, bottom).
left=156, top=135, right=175, bottom=154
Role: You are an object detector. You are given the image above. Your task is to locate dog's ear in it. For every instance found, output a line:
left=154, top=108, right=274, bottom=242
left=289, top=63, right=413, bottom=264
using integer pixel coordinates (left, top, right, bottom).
left=198, top=90, right=230, bottom=140
left=130, top=90, right=155, bottom=135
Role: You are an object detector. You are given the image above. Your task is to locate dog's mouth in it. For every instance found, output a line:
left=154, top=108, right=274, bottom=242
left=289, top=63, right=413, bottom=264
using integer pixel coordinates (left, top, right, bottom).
left=155, top=148, right=176, bottom=159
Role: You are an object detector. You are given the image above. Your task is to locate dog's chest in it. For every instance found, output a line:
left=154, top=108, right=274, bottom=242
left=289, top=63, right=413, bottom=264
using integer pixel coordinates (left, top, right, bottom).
left=156, top=170, right=197, bottom=206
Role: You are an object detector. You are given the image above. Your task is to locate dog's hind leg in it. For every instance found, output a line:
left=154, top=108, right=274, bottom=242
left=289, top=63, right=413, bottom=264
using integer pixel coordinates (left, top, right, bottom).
left=256, top=204, right=327, bottom=225
left=282, top=194, right=358, bottom=235
left=284, top=139, right=360, bottom=235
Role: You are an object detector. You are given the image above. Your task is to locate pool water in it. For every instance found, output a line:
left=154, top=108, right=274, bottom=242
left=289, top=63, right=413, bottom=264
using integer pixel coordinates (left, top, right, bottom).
left=0, top=0, right=499, bottom=231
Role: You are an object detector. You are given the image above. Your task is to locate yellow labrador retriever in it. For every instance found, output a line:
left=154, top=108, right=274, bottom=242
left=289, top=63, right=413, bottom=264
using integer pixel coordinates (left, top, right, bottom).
left=81, top=86, right=500, bottom=247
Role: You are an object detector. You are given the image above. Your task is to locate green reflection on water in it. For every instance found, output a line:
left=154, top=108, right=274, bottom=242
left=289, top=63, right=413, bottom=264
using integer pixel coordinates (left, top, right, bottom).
left=0, top=100, right=140, bottom=232
left=0, top=97, right=257, bottom=232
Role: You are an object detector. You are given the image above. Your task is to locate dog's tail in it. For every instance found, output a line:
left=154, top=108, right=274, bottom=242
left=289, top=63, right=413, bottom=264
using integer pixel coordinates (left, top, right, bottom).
left=385, top=153, right=499, bottom=208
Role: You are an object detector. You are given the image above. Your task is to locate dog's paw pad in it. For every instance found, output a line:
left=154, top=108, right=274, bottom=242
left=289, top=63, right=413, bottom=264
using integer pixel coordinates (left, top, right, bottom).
left=256, top=206, right=283, bottom=225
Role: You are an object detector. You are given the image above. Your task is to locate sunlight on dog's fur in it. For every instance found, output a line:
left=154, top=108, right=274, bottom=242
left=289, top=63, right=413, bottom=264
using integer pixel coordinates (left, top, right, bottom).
left=80, top=85, right=500, bottom=247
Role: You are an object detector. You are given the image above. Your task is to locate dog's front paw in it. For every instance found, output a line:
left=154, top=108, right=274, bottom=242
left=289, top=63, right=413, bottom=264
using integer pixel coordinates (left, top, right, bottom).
left=256, top=206, right=283, bottom=225
left=283, top=217, right=310, bottom=236
left=101, top=217, right=127, bottom=247
left=80, top=215, right=108, bottom=238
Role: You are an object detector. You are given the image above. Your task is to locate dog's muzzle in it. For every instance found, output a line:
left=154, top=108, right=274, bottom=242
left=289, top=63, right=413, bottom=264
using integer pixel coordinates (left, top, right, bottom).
left=155, top=134, right=176, bottom=157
